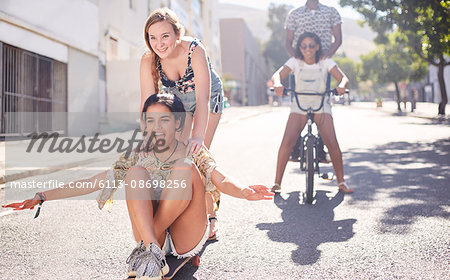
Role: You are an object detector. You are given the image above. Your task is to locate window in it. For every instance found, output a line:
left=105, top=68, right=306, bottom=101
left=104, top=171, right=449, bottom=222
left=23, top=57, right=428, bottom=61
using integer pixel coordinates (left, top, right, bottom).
left=1, top=43, right=67, bottom=136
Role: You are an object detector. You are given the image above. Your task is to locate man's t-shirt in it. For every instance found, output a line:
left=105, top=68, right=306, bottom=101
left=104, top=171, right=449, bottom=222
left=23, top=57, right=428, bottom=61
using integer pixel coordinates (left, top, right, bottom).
left=285, top=3, right=342, bottom=53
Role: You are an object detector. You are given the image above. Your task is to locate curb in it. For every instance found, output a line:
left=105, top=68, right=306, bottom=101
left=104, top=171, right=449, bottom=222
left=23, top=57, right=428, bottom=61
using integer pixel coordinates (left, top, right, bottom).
left=0, top=157, right=100, bottom=188
left=351, top=102, right=449, bottom=123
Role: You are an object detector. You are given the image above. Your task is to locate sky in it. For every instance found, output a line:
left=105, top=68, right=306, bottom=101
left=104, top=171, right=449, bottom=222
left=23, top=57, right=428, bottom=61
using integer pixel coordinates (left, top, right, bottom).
left=218, top=0, right=362, bottom=20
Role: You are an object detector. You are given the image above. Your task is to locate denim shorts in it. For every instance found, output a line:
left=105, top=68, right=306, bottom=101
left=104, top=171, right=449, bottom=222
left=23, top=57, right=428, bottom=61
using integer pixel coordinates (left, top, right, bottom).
left=164, top=70, right=224, bottom=115
left=162, top=221, right=210, bottom=258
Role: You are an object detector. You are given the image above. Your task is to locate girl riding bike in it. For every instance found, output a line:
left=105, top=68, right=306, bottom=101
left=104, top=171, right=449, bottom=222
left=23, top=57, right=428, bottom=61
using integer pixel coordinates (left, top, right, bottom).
left=270, top=32, right=354, bottom=194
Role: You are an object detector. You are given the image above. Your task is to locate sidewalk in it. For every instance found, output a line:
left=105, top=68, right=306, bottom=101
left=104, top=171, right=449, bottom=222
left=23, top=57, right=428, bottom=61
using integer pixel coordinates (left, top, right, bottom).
left=0, top=105, right=275, bottom=186
left=351, top=101, right=450, bottom=121
left=0, top=130, right=134, bottom=185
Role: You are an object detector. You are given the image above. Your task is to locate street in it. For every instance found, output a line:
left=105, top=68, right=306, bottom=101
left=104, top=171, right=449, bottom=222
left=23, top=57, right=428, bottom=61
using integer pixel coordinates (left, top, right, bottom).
left=1, top=103, right=449, bottom=279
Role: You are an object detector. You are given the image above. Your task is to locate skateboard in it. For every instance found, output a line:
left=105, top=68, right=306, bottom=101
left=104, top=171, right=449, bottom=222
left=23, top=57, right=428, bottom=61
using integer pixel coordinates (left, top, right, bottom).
left=124, top=255, right=200, bottom=279
left=163, top=255, right=200, bottom=280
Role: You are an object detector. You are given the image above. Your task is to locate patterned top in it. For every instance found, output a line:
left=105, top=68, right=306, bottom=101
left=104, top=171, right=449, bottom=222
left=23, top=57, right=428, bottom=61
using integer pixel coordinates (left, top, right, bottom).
left=285, top=3, right=342, bottom=53
left=157, top=39, right=200, bottom=94
left=96, top=146, right=220, bottom=211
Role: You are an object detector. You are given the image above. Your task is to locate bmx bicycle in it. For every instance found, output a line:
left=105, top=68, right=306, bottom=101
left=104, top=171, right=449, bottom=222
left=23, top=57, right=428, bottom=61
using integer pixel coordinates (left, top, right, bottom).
left=274, top=87, right=348, bottom=203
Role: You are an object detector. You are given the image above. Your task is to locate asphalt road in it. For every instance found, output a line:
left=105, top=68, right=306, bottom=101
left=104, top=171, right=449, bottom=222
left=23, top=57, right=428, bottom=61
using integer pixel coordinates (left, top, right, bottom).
left=1, top=104, right=449, bottom=279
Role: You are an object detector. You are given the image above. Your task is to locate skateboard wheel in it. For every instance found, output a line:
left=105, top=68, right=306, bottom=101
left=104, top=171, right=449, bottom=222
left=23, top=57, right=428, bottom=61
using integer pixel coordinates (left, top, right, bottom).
left=192, top=255, right=200, bottom=267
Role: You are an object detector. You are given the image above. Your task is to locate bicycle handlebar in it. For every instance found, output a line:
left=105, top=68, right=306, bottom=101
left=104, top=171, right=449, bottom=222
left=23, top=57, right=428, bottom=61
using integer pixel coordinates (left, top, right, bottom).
left=282, top=88, right=349, bottom=96
left=269, top=87, right=349, bottom=112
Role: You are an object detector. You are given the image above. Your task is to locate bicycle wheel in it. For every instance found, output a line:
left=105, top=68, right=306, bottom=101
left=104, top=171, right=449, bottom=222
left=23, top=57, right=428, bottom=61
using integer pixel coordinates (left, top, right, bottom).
left=299, top=137, right=305, bottom=171
left=305, top=137, right=315, bottom=204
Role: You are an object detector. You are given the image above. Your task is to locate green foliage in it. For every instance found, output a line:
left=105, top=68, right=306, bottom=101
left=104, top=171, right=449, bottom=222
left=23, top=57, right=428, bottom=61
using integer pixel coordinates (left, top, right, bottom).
left=341, top=0, right=449, bottom=113
left=360, top=32, right=428, bottom=85
left=340, top=0, right=450, bottom=65
left=263, top=3, right=293, bottom=72
left=332, top=53, right=361, bottom=90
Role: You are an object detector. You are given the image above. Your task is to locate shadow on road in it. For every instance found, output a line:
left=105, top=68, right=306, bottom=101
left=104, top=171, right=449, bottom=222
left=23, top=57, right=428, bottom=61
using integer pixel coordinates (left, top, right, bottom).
left=257, top=191, right=356, bottom=265
left=345, top=138, right=450, bottom=234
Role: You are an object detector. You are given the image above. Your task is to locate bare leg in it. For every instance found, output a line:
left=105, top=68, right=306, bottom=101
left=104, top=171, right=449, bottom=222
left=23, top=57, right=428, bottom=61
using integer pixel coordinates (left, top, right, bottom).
left=274, top=113, right=307, bottom=188
left=315, top=113, right=353, bottom=193
left=127, top=161, right=201, bottom=248
left=125, top=166, right=159, bottom=247
left=179, top=112, right=220, bottom=148
left=163, top=166, right=208, bottom=254
left=203, top=112, right=221, bottom=237
left=204, top=112, right=221, bottom=149
left=152, top=161, right=193, bottom=246
left=205, top=191, right=217, bottom=234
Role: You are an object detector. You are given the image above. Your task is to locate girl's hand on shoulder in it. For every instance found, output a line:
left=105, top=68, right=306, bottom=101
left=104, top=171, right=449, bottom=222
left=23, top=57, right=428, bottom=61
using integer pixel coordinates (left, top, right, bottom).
left=185, top=137, right=204, bottom=156
left=242, top=185, right=275, bottom=201
left=336, top=87, right=347, bottom=96
left=2, top=194, right=40, bottom=211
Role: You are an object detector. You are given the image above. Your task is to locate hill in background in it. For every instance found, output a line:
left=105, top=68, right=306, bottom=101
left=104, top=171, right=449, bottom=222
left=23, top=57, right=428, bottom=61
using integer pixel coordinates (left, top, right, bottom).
left=218, top=3, right=376, bottom=61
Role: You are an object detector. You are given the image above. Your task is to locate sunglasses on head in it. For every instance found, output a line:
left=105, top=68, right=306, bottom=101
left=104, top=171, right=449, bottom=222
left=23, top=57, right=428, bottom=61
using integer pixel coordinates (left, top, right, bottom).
left=300, top=43, right=317, bottom=50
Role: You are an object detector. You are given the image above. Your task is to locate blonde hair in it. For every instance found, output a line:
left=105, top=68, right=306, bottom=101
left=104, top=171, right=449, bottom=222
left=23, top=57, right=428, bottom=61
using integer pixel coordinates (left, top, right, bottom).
left=143, top=8, right=185, bottom=92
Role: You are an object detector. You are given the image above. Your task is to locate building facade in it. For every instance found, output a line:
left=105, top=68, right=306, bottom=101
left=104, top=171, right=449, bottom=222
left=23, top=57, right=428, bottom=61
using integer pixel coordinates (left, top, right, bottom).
left=0, top=0, right=220, bottom=136
left=0, top=0, right=99, bottom=136
left=220, top=18, right=269, bottom=106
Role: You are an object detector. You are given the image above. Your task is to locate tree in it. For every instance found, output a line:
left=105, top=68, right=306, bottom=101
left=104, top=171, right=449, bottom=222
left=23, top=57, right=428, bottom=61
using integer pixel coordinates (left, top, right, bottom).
left=332, top=53, right=360, bottom=91
left=263, top=3, right=293, bottom=73
left=360, top=32, right=428, bottom=111
left=340, top=0, right=450, bottom=115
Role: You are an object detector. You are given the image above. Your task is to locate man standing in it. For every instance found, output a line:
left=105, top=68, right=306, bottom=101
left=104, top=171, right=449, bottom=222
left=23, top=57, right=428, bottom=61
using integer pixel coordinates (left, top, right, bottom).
left=285, top=0, right=342, bottom=59
left=284, top=0, right=343, bottom=163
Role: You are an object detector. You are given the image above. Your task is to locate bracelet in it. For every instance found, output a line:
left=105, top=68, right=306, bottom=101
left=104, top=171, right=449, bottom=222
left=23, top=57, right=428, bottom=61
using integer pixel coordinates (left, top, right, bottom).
left=36, top=192, right=46, bottom=204
left=34, top=192, right=46, bottom=219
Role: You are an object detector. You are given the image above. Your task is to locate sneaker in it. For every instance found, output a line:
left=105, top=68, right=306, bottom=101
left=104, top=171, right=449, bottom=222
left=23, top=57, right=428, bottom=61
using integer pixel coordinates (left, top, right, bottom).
left=135, top=243, right=169, bottom=280
left=126, top=240, right=146, bottom=277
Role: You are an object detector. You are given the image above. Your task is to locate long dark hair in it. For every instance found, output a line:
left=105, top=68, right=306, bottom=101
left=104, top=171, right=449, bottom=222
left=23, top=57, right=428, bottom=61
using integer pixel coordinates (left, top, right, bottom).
left=294, top=32, right=322, bottom=63
left=141, top=92, right=186, bottom=131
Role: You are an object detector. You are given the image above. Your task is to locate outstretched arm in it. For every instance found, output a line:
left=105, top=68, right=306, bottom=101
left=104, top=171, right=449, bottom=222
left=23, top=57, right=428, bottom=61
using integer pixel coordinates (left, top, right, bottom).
left=211, top=167, right=274, bottom=201
left=193, top=146, right=274, bottom=201
left=2, top=171, right=107, bottom=211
